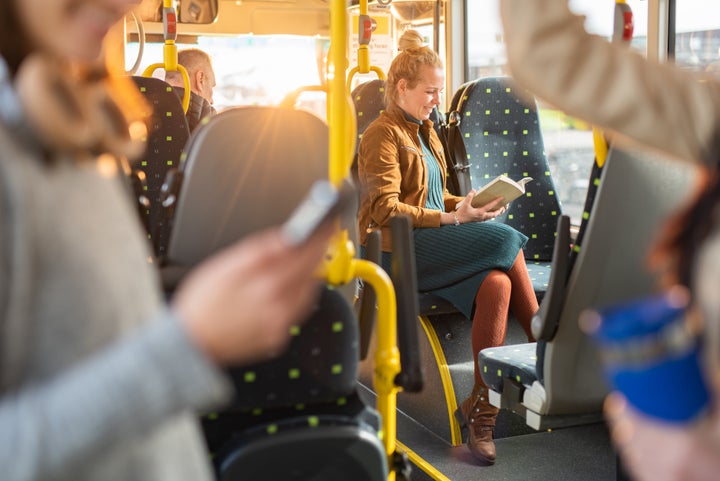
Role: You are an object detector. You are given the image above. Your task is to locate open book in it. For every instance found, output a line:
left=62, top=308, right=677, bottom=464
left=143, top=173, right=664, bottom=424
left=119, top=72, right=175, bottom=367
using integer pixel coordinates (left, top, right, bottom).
left=470, top=175, right=533, bottom=208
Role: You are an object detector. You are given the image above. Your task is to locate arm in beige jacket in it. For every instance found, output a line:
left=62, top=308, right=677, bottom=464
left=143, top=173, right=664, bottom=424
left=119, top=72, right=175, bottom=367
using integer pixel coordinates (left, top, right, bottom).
left=501, top=0, right=720, bottom=166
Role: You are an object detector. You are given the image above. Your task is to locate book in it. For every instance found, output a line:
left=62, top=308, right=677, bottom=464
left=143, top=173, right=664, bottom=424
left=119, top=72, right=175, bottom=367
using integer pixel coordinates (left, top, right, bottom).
left=470, top=175, right=533, bottom=208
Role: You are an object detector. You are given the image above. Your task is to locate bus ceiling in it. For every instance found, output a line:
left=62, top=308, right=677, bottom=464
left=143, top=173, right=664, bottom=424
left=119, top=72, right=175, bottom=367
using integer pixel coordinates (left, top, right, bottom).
left=132, top=0, right=441, bottom=37
left=133, top=0, right=330, bottom=37
left=136, top=0, right=219, bottom=24
left=349, top=0, right=443, bottom=25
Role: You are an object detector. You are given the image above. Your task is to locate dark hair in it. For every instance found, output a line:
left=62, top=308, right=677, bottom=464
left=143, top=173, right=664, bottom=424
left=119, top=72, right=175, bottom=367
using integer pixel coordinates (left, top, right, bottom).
left=0, top=1, right=32, bottom=76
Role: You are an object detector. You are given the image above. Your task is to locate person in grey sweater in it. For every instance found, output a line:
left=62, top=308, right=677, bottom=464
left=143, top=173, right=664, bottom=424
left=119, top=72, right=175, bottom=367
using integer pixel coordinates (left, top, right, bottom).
left=0, top=1, right=334, bottom=480
left=501, top=0, right=720, bottom=479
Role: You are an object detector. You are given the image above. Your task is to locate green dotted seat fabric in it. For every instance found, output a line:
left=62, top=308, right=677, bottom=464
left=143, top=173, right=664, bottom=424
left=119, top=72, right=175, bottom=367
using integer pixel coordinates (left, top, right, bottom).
left=203, top=289, right=387, bottom=480
left=479, top=342, right=538, bottom=392
left=452, top=76, right=561, bottom=263
left=132, top=76, right=190, bottom=259
left=569, top=160, right=604, bottom=271
left=226, top=287, right=359, bottom=410
left=526, top=261, right=551, bottom=300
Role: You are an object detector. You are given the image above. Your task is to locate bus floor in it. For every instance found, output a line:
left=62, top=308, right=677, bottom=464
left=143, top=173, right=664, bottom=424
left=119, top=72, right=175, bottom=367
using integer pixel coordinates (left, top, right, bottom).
left=358, top=317, right=617, bottom=481
left=395, top=408, right=615, bottom=481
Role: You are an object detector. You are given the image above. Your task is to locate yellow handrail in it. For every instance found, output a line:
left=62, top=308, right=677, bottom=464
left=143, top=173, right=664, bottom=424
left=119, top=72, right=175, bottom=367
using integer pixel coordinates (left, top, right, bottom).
left=278, top=85, right=327, bottom=109
left=140, top=0, right=190, bottom=113
left=346, top=0, right=386, bottom=95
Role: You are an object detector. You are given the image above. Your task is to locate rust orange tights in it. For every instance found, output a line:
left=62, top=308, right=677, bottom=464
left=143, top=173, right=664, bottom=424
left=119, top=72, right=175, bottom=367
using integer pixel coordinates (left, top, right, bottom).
left=471, top=252, right=538, bottom=387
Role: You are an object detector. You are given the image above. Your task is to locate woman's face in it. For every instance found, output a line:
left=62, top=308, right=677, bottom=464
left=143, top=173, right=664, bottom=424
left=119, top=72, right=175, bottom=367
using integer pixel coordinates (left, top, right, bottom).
left=17, top=0, right=140, bottom=62
left=397, top=64, right=444, bottom=121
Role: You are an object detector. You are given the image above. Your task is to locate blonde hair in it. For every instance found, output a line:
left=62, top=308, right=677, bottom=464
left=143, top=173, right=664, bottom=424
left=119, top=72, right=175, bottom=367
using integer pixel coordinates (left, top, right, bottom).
left=385, top=46, right=443, bottom=108
left=398, top=29, right=424, bottom=52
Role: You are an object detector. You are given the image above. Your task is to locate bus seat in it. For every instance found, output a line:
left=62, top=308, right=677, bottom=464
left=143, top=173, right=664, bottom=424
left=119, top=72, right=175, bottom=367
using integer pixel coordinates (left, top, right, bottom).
left=478, top=147, right=699, bottom=430
left=162, top=106, right=328, bottom=268
left=448, top=81, right=471, bottom=115
left=158, top=105, right=359, bottom=299
left=351, top=79, right=386, bottom=182
left=157, top=105, right=387, bottom=480
left=131, top=76, right=190, bottom=260
left=446, top=76, right=562, bottom=298
left=532, top=160, right=603, bottom=344
left=569, top=160, right=605, bottom=272
left=442, top=81, right=473, bottom=195
left=206, top=287, right=387, bottom=481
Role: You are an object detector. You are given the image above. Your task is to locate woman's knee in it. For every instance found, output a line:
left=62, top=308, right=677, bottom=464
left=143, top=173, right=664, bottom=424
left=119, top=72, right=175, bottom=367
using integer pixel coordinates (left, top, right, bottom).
left=479, top=270, right=512, bottom=295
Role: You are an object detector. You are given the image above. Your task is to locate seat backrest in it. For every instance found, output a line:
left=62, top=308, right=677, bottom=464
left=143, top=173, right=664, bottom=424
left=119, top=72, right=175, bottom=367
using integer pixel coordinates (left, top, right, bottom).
left=532, top=159, right=605, bottom=343
left=166, top=105, right=388, bottom=480
left=132, top=76, right=190, bottom=258
left=442, top=81, right=473, bottom=196
left=228, top=287, right=360, bottom=409
left=165, top=106, right=328, bottom=266
left=451, top=76, right=562, bottom=262
left=351, top=79, right=386, bottom=182
left=568, top=159, right=605, bottom=272
left=540, top=147, right=698, bottom=414
left=447, top=81, right=471, bottom=114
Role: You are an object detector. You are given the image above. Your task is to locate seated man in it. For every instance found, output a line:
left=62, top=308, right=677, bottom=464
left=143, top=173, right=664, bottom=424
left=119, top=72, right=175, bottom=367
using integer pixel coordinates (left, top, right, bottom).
left=165, top=48, right=217, bottom=132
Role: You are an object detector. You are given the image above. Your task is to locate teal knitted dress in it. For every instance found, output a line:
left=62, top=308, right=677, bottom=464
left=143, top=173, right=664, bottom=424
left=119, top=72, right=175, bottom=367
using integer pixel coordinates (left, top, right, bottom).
left=381, top=129, right=527, bottom=319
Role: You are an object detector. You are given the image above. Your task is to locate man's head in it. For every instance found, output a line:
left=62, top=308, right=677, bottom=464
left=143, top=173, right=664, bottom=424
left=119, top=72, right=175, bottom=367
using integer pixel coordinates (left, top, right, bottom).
left=165, top=48, right=216, bottom=105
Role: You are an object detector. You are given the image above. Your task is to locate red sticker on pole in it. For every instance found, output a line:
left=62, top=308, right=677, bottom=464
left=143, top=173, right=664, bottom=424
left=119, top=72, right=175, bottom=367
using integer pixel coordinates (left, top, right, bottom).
left=623, top=11, right=634, bottom=42
left=613, top=3, right=634, bottom=45
left=358, top=15, right=375, bottom=46
left=163, top=8, right=177, bottom=41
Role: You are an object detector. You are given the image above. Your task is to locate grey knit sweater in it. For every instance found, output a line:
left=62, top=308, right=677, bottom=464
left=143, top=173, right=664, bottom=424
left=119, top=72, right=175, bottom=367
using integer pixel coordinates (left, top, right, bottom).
left=0, top=57, right=232, bottom=481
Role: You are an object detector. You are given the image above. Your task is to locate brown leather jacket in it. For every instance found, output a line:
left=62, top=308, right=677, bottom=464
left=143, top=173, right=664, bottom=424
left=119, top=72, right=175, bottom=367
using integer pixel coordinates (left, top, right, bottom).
left=357, top=104, right=463, bottom=251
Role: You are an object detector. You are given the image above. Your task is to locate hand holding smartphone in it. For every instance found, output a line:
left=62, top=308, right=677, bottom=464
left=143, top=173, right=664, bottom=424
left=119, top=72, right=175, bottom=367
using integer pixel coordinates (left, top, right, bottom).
left=281, top=180, right=354, bottom=246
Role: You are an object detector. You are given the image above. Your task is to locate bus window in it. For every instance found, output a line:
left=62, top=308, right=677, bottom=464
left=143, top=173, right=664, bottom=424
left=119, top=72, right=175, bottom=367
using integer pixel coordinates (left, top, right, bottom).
left=674, top=1, right=720, bottom=74
left=466, top=0, right=647, bottom=225
left=126, top=35, right=330, bottom=117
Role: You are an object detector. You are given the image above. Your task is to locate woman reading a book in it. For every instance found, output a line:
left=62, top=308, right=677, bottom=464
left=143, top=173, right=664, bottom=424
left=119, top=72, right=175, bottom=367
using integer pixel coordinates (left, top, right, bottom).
left=357, top=45, right=538, bottom=465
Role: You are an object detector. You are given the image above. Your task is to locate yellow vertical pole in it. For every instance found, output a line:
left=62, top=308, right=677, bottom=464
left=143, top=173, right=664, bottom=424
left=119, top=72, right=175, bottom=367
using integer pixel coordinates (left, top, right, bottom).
left=329, top=0, right=347, bottom=187
left=328, top=2, right=398, bottom=479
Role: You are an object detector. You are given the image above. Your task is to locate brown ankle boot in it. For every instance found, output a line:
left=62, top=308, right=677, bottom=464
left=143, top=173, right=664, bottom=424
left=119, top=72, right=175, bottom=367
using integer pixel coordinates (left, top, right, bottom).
left=456, top=386, right=498, bottom=464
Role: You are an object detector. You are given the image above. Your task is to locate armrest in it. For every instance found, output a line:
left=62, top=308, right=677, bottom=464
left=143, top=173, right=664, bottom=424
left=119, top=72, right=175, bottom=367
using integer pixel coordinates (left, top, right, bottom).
left=531, top=215, right=571, bottom=341
left=358, top=230, right=381, bottom=360
left=390, top=215, right=423, bottom=393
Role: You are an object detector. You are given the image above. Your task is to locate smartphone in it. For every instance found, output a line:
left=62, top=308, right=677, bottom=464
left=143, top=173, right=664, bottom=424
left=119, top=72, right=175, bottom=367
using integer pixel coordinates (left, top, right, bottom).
left=281, top=180, right=354, bottom=246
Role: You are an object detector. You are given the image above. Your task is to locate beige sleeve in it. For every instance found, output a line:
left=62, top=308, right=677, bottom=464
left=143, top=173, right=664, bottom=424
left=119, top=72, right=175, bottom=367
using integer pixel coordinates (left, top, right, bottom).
left=500, top=0, right=720, bottom=166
